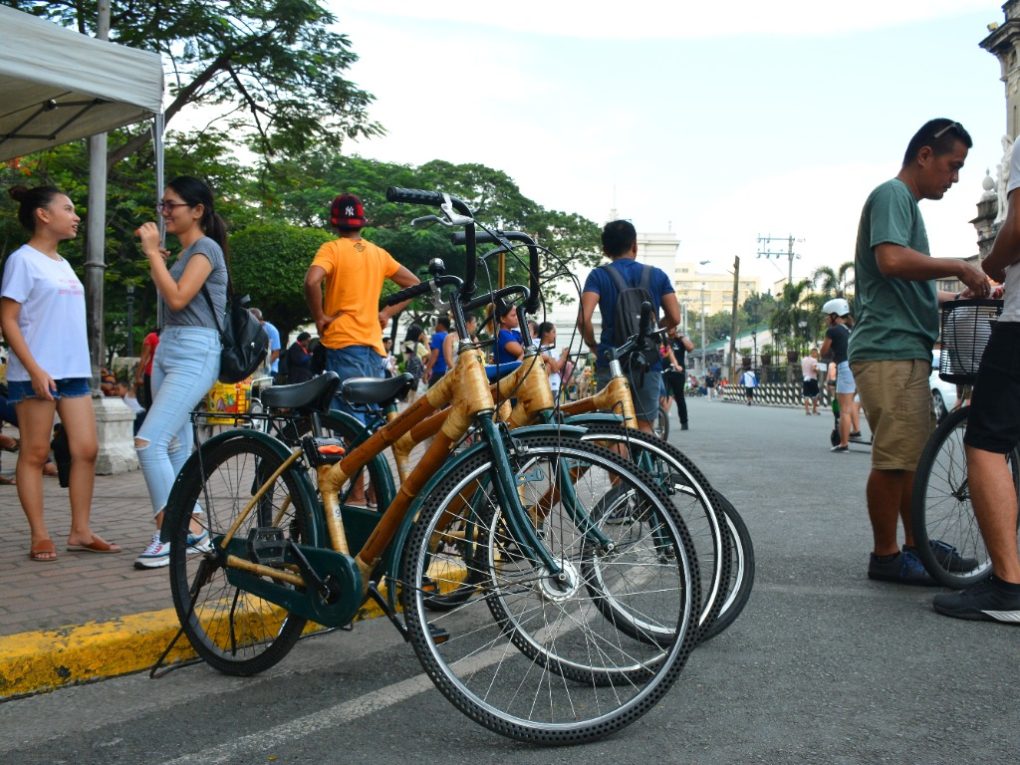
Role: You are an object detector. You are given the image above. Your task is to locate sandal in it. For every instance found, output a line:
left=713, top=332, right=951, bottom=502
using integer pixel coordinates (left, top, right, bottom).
left=0, top=435, right=18, bottom=453
left=66, top=536, right=121, bottom=554
left=29, top=539, right=57, bottom=562
left=0, top=475, right=15, bottom=486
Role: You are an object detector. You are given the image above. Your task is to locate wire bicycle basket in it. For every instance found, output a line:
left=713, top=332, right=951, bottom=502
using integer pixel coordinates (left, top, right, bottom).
left=937, top=298, right=1003, bottom=384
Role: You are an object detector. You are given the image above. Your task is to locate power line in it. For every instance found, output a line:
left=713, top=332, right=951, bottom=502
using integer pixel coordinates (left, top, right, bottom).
left=756, top=233, right=803, bottom=287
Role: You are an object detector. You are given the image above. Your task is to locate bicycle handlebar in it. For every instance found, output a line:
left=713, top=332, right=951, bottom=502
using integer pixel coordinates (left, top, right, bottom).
left=451, top=230, right=541, bottom=315
left=462, top=285, right=530, bottom=314
left=386, top=186, right=477, bottom=300
left=381, top=274, right=463, bottom=308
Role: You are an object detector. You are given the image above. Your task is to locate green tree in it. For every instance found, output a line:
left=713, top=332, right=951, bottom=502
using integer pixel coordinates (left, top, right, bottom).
left=229, top=222, right=334, bottom=343
left=769, top=279, right=813, bottom=356
left=6, top=0, right=382, bottom=164
left=812, top=262, right=855, bottom=300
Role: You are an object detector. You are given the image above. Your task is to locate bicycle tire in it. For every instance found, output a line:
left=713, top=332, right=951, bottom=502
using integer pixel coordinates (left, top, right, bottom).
left=166, top=434, right=315, bottom=676
left=401, top=436, right=699, bottom=744
left=911, top=406, right=1020, bottom=588
left=576, top=422, right=729, bottom=639
left=697, top=492, right=755, bottom=642
left=654, top=405, right=670, bottom=441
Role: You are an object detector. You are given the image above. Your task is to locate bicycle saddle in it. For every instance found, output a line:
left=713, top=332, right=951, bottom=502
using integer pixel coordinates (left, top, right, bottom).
left=341, top=373, right=415, bottom=405
left=260, top=371, right=340, bottom=413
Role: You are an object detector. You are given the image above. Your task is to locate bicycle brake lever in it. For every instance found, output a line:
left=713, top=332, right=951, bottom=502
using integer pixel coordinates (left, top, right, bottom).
left=441, top=192, right=474, bottom=227
left=410, top=214, right=446, bottom=228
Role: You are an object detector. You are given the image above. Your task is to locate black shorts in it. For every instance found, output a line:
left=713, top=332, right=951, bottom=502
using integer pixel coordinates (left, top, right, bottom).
left=964, top=322, right=1020, bottom=454
left=802, top=378, right=819, bottom=398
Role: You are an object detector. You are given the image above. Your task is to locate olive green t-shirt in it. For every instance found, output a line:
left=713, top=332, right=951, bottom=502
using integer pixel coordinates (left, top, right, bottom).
left=848, top=178, right=938, bottom=363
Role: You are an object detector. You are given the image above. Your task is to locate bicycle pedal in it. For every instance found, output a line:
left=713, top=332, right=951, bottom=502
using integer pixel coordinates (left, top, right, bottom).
left=246, top=527, right=286, bottom=565
left=427, top=622, right=450, bottom=644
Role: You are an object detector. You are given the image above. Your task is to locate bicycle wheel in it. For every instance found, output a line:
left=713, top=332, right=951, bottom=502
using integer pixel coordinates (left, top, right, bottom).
left=911, top=406, right=1019, bottom=588
left=654, top=405, right=670, bottom=441
left=697, top=493, right=755, bottom=642
left=577, top=422, right=728, bottom=639
left=166, top=434, right=315, bottom=676
left=401, top=436, right=699, bottom=744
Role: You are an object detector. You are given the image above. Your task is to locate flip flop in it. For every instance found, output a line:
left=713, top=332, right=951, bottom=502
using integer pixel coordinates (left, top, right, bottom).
left=0, top=476, right=15, bottom=486
left=0, top=435, right=18, bottom=453
left=29, top=539, right=57, bottom=562
left=66, top=537, right=122, bottom=554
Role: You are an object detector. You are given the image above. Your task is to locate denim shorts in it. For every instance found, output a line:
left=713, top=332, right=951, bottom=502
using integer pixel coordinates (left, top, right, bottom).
left=7, top=377, right=91, bottom=404
left=835, top=361, right=856, bottom=395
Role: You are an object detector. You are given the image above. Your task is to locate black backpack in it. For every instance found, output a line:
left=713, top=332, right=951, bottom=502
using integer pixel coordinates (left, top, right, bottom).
left=202, top=286, right=269, bottom=384
left=601, top=263, right=659, bottom=370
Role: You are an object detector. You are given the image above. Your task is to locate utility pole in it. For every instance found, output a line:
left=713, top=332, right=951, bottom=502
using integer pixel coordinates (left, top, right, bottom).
left=757, top=233, right=802, bottom=286
left=728, top=255, right=739, bottom=383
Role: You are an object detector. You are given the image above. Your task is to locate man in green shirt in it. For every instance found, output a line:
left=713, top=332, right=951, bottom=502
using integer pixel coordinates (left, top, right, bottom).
left=850, top=118, right=989, bottom=586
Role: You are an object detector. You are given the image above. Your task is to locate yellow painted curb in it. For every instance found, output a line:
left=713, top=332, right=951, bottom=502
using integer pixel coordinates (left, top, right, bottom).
left=0, top=597, right=388, bottom=700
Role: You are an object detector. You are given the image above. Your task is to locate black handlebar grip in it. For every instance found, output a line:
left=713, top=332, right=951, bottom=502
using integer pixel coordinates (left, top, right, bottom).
left=462, top=285, right=530, bottom=313
left=382, top=282, right=432, bottom=307
left=386, top=186, right=446, bottom=206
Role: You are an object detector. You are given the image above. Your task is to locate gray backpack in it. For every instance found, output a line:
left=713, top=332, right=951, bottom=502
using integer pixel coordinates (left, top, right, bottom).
left=601, top=263, right=659, bottom=370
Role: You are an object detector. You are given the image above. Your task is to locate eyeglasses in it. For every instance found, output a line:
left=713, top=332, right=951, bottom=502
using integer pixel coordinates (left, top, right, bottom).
left=157, top=200, right=190, bottom=213
left=932, top=121, right=963, bottom=140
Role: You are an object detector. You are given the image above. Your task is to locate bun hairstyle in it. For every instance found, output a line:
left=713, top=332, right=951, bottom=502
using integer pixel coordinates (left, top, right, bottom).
left=165, top=176, right=228, bottom=251
left=9, top=185, right=61, bottom=232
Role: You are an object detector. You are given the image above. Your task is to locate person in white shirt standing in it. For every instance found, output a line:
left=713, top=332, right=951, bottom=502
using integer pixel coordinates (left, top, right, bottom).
left=0, top=185, right=121, bottom=561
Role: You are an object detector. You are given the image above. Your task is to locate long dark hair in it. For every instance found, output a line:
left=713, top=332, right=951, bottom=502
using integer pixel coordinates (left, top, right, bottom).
left=9, top=185, right=62, bottom=232
left=166, top=176, right=228, bottom=251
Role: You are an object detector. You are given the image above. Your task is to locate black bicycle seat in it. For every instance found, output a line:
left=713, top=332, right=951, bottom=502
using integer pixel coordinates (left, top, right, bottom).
left=260, top=372, right=340, bottom=412
left=341, top=373, right=415, bottom=406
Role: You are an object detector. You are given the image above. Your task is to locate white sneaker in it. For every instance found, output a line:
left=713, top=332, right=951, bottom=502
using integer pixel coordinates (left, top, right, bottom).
left=134, top=532, right=170, bottom=569
left=186, top=529, right=213, bottom=554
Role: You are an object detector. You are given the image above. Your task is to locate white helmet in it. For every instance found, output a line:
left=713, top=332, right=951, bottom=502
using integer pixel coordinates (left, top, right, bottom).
left=822, top=297, right=850, bottom=317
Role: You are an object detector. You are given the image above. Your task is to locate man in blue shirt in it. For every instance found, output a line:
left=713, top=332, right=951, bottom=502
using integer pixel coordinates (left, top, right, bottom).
left=250, top=307, right=281, bottom=377
left=424, top=316, right=450, bottom=388
left=579, top=219, right=680, bottom=434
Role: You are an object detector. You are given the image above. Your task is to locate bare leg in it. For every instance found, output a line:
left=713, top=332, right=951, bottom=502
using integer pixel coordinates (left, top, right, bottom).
left=14, top=399, right=57, bottom=556
left=966, top=445, right=1020, bottom=583
left=57, top=395, right=117, bottom=548
left=866, top=467, right=911, bottom=556
left=837, top=391, right=854, bottom=447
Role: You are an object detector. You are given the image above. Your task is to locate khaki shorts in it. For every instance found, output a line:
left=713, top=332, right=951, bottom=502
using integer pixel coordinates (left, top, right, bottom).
left=851, top=359, right=934, bottom=471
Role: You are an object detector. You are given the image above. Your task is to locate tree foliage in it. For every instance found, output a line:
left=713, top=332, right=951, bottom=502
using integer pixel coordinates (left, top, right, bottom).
left=230, top=223, right=333, bottom=342
left=5, top=0, right=382, bottom=164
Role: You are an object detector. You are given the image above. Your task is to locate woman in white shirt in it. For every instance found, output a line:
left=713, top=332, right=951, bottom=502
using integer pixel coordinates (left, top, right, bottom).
left=0, top=185, right=120, bottom=561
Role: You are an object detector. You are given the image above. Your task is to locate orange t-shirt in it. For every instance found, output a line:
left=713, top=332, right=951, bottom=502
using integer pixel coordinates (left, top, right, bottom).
left=311, top=237, right=400, bottom=354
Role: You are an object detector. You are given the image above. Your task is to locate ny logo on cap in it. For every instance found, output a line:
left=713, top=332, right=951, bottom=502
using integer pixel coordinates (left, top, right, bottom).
left=345, top=205, right=356, bottom=216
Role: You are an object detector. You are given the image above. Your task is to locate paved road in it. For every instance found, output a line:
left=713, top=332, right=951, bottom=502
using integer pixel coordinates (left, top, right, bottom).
left=2, top=398, right=1016, bottom=764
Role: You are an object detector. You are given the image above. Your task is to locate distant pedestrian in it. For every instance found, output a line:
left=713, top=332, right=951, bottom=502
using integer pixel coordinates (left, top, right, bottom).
left=802, top=347, right=821, bottom=415
left=662, top=326, right=694, bottom=430
left=249, top=308, right=281, bottom=379
left=285, top=331, right=314, bottom=384
left=740, top=367, right=757, bottom=405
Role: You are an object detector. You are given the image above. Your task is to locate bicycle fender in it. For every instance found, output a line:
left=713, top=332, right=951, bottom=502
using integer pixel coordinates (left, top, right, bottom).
left=382, top=423, right=589, bottom=583
left=562, top=412, right=626, bottom=427
left=161, top=428, right=324, bottom=545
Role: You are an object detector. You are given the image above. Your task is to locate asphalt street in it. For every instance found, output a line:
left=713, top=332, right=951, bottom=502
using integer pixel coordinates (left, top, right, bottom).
left=1, top=397, right=1016, bottom=764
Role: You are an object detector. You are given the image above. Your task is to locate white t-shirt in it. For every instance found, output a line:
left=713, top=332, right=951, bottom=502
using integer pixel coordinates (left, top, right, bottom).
left=1, top=244, right=91, bottom=381
left=542, top=348, right=562, bottom=393
left=1002, top=140, right=1020, bottom=323
left=801, top=356, right=819, bottom=381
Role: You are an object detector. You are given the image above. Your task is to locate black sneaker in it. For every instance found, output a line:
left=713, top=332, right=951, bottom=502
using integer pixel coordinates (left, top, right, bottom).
left=830, top=445, right=849, bottom=453
left=867, top=548, right=937, bottom=586
left=849, top=431, right=863, bottom=440
left=932, top=577, right=1020, bottom=623
left=904, top=540, right=979, bottom=573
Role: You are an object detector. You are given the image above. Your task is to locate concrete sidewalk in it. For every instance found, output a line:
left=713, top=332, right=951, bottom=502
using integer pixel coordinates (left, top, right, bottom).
left=0, top=451, right=197, bottom=698
left=0, top=424, right=401, bottom=700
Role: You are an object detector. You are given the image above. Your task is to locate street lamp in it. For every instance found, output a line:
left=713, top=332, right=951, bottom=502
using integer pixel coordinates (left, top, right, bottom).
left=751, top=328, right=758, bottom=371
left=700, top=282, right=707, bottom=373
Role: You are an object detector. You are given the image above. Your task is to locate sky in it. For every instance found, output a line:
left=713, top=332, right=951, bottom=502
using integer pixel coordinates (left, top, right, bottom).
left=325, top=1, right=1011, bottom=291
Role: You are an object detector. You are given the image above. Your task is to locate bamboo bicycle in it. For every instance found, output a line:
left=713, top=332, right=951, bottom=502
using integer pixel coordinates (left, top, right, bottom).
left=163, top=188, right=701, bottom=744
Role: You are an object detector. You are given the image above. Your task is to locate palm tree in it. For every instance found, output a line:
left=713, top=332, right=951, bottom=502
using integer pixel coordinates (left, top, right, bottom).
left=770, top=279, right=814, bottom=357
left=812, top=262, right=855, bottom=300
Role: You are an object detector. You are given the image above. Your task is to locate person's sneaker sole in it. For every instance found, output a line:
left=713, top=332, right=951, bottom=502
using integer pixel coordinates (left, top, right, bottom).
left=133, top=556, right=170, bottom=570
left=932, top=600, right=1020, bottom=622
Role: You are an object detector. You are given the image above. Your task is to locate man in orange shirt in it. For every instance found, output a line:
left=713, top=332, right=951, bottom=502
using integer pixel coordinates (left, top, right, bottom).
left=304, top=194, right=419, bottom=421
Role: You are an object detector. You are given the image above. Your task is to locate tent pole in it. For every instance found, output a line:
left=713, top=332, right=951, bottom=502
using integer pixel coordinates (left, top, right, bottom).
left=85, top=1, right=111, bottom=388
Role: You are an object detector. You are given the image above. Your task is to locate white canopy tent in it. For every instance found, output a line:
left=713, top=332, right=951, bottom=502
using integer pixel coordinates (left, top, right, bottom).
left=0, top=4, right=163, bottom=161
